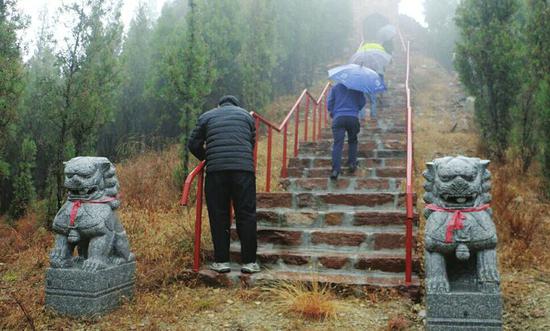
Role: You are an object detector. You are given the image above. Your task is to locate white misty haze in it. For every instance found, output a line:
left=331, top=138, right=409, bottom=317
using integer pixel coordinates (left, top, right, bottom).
left=399, top=0, right=427, bottom=26
left=16, top=0, right=426, bottom=60
left=16, top=0, right=168, bottom=60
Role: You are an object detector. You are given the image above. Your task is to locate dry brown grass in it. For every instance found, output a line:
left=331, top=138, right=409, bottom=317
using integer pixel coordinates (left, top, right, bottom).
left=491, top=162, right=550, bottom=270
left=268, top=280, right=341, bottom=321
left=387, top=314, right=411, bottom=330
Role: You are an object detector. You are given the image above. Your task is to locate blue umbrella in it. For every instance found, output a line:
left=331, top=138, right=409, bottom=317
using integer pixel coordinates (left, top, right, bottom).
left=328, top=64, right=386, bottom=94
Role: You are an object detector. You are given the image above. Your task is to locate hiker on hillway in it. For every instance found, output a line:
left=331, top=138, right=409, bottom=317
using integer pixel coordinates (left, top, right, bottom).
left=327, top=83, right=366, bottom=180
left=188, top=95, right=260, bottom=274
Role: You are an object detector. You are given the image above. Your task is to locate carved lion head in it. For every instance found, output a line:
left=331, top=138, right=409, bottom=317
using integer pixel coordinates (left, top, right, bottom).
left=63, top=156, right=119, bottom=208
left=423, top=156, right=491, bottom=210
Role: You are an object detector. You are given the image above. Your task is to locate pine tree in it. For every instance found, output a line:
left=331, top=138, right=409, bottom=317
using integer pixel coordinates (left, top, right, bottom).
left=8, top=138, right=37, bottom=220
left=19, top=7, right=62, bottom=197
left=164, top=0, right=215, bottom=178
left=47, top=0, right=123, bottom=208
left=0, top=0, right=24, bottom=179
left=238, top=0, right=277, bottom=112
left=0, top=0, right=25, bottom=213
left=455, top=0, right=521, bottom=161
left=524, top=0, right=550, bottom=196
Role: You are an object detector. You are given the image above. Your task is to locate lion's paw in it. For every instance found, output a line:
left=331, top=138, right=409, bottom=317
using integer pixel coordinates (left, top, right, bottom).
left=82, top=258, right=107, bottom=272
left=478, top=264, right=500, bottom=283
left=50, top=248, right=73, bottom=268
left=427, top=276, right=450, bottom=293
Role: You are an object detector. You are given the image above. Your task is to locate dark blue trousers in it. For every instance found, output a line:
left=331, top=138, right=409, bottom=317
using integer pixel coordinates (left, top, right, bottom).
left=331, top=116, right=360, bottom=173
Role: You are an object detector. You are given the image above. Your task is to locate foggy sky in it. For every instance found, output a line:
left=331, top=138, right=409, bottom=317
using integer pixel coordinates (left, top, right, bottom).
left=16, top=0, right=426, bottom=60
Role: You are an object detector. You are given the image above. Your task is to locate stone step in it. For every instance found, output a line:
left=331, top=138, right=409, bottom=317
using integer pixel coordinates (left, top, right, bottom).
left=288, top=157, right=404, bottom=169
left=231, top=226, right=416, bottom=251
left=297, top=148, right=406, bottom=158
left=301, top=140, right=407, bottom=150
left=286, top=166, right=406, bottom=179
left=280, top=177, right=404, bottom=192
left=221, top=246, right=420, bottom=273
left=319, top=127, right=407, bottom=137
left=299, top=143, right=405, bottom=152
left=257, top=192, right=414, bottom=210
left=256, top=208, right=418, bottom=228
left=195, top=269, right=420, bottom=299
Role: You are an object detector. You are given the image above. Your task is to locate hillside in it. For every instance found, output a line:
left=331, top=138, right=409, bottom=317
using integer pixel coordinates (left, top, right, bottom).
left=1, top=50, right=550, bottom=331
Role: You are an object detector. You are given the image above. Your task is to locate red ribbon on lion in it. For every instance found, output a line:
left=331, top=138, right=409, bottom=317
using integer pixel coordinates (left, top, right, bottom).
left=425, top=203, right=490, bottom=243
left=69, top=197, right=118, bottom=227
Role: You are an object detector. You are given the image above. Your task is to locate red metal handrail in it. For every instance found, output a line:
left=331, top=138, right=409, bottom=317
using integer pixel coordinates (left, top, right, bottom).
left=180, top=83, right=332, bottom=272
left=250, top=84, right=331, bottom=192
left=404, top=41, right=414, bottom=285
left=179, top=160, right=206, bottom=272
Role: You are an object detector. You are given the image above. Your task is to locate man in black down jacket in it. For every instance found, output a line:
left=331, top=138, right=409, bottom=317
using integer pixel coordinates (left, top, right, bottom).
left=188, top=95, right=259, bottom=274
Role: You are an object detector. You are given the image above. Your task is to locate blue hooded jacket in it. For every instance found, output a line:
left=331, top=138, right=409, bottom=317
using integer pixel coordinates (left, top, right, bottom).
left=327, top=83, right=366, bottom=120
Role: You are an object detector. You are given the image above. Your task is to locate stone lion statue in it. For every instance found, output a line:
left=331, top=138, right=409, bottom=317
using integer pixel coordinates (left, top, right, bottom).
left=50, top=156, right=135, bottom=272
left=423, top=156, right=499, bottom=293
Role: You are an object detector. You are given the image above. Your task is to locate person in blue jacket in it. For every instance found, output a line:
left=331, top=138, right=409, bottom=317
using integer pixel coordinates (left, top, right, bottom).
left=327, top=83, right=366, bottom=180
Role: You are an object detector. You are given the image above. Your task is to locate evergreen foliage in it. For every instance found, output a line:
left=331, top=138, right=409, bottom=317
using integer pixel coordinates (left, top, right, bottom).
left=455, top=0, right=550, bottom=195
left=0, top=0, right=24, bottom=179
left=524, top=0, right=550, bottom=196
left=455, top=0, right=521, bottom=161
left=8, top=138, right=36, bottom=220
left=1, top=0, right=358, bottom=218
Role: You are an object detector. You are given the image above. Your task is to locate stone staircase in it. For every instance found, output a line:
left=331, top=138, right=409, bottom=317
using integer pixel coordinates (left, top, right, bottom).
left=198, top=50, right=419, bottom=295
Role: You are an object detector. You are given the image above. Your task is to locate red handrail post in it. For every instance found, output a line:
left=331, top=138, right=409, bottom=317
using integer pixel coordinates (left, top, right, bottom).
left=304, top=95, right=309, bottom=142
left=318, top=101, right=323, bottom=139
left=281, top=124, right=288, bottom=177
left=312, top=103, right=317, bottom=142
left=404, top=40, right=414, bottom=285
left=323, top=95, right=328, bottom=128
left=253, top=117, right=260, bottom=172
left=266, top=126, right=273, bottom=192
left=294, top=103, right=300, bottom=157
left=192, top=168, right=205, bottom=272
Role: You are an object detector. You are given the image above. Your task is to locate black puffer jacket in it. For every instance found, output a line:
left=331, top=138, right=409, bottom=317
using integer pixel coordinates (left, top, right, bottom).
left=188, top=103, right=256, bottom=173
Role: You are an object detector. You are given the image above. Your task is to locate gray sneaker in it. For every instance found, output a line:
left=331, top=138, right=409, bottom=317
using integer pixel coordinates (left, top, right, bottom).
left=241, top=262, right=261, bottom=274
left=209, top=262, right=231, bottom=273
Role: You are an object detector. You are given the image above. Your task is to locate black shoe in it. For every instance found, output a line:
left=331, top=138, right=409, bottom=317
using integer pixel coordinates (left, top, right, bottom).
left=330, top=170, right=339, bottom=180
left=349, top=165, right=357, bottom=174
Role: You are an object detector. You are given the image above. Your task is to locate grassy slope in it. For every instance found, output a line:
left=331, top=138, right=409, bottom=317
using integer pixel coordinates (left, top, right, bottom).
left=1, top=51, right=549, bottom=330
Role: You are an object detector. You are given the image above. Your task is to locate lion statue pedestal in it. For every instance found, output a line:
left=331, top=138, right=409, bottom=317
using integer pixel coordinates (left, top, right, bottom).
left=423, top=156, right=502, bottom=330
left=45, top=157, right=136, bottom=317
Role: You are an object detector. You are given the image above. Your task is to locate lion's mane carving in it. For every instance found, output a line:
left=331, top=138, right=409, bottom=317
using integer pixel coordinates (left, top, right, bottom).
left=423, top=156, right=499, bottom=293
left=50, top=156, right=134, bottom=272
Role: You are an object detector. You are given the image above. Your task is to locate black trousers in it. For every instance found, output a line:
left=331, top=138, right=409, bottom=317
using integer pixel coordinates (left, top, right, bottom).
left=205, top=170, right=257, bottom=263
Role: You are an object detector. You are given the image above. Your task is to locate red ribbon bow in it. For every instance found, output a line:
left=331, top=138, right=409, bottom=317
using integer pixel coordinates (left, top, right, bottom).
left=425, top=203, right=490, bottom=243
left=69, top=197, right=117, bottom=227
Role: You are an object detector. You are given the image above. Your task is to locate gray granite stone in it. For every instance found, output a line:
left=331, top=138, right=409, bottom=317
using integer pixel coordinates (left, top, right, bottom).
left=45, top=261, right=135, bottom=316
left=426, top=293, right=502, bottom=330
left=423, top=156, right=502, bottom=330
